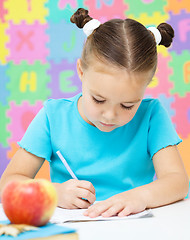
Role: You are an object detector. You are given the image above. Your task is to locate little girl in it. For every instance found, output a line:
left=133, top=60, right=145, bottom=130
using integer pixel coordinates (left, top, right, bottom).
left=0, top=8, right=189, bottom=218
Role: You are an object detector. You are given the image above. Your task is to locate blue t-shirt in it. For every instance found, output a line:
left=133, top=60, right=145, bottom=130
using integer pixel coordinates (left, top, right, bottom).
left=18, top=93, right=181, bottom=201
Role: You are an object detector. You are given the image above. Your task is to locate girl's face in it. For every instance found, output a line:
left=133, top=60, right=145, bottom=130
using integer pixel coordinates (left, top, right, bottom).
left=77, top=58, right=153, bottom=132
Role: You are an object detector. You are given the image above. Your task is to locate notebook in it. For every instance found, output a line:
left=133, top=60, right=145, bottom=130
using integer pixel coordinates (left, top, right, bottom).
left=50, top=207, right=153, bottom=223
left=0, top=220, right=77, bottom=240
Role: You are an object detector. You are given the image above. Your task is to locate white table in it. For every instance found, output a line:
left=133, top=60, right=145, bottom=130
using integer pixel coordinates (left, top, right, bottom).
left=1, top=199, right=190, bottom=240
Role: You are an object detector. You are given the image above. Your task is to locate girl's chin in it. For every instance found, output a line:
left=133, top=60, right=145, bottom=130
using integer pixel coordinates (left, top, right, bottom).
left=86, top=119, right=118, bottom=132
left=95, top=123, right=117, bottom=132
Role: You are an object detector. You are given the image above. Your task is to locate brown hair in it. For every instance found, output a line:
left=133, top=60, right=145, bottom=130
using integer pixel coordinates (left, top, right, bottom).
left=70, top=8, right=174, bottom=73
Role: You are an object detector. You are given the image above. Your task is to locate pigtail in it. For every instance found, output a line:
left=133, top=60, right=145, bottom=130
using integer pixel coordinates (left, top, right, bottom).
left=70, top=8, right=93, bottom=28
left=157, top=23, right=174, bottom=48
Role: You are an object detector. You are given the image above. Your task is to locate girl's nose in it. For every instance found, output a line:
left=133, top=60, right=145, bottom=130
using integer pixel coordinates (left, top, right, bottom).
left=102, top=108, right=116, bottom=122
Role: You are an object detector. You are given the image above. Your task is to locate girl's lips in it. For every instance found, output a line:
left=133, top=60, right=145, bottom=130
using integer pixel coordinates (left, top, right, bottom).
left=100, top=122, right=115, bottom=127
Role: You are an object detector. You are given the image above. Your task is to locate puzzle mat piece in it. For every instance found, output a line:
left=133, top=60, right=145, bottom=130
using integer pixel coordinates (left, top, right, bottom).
left=167, top=10, right=190, bottom=55
left=47, top=20, right=85, bottom=63
left=0, top=64, right=10, bottom=105
left=48, top=60, right=81, bottom=99
left=46, top=0, right=85, bottom=23
left=172, top=93, right=190, bottom=139
left=0, top=143, right=10, bottom=177
left=165, top=0, right=190, bottom=15
left=0, top=0, right=8, bottom=23
left=0, top=103, right=10, bottom=147
left=6, top=61, right=51, bottom=104
left=35, top=160, right=50, bottom=180
left=84, top=0, right=128, bottom=22
left=128, top=11, right=169, bottom=27
left=178, top=134, right=190, bottom=178
left=125, top=0, right=167, bottom=18
left=169, top=51, right=190, bottom=97
left=7, top=101, right=43, bottom=144
left=7, top=142, right=19, bottom=160
left=7, top=21, right=49, bottom=64
left=145, top=53, right=173, bottom=98
left=0, top=21, right=9, bottom=65
left=4, top=0, right=48, bottom=24
left=157, top=46, right=170, bottom=58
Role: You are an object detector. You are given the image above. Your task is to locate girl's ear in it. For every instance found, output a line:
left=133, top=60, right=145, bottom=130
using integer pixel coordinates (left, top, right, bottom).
left=77, top=59, right=83, bottom=81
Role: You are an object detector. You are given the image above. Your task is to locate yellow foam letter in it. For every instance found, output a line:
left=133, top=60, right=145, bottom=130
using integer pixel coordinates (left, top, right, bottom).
left=147, top=76, right=158, bottom=88
left=20, top=71, right=37, bottom=92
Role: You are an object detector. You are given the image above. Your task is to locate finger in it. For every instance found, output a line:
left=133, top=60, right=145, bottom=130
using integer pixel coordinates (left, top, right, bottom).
left=67, top=179, right=79, bottom=186
left=101, top=204, right=124, bottom=218
left=74, top=198, right=91, bottom=209
left=84, top=201, right=110, bottom=218
left=68, top=204, right=80, bottom=209
left=77, top=188, right=96, bottom=204
left=60, top=202, right=80, bottom=209
left=118, top=206, right=133, bottom=217
left=77, top=180, right=96, bottom=194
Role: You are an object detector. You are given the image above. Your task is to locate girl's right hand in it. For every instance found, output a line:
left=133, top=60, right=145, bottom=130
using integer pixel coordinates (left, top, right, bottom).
left=53, top=179, right=96, bottom=209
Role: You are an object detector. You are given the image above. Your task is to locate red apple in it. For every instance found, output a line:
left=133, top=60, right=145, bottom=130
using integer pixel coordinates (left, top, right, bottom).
left=1, top=179, right=58, bottom=226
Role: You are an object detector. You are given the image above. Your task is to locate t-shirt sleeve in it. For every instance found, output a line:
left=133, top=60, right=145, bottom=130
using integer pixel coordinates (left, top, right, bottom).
left=18, top=105, right=52, bottom=162
left=147, top=100, right=182, bottom=160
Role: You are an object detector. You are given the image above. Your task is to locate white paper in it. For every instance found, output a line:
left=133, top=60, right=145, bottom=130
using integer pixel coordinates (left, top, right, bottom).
left=0, top=205, right=8, bottom=221
left=50, top=207, right=153, bottom=223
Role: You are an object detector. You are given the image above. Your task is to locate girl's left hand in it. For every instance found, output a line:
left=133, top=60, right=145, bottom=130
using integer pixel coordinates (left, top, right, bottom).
left=83, top=188, right=147, bottom=218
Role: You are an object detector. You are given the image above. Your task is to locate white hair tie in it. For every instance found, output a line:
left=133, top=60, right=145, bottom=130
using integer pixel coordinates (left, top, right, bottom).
left=147, top=27, right=162, bottom=45
left=83, top=19, right=101, bottom=37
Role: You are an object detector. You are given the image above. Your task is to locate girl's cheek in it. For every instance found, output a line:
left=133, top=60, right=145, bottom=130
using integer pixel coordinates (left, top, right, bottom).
left=88, top=106, right=99, bottom=119
left=84, top=101, right=99, bottom=118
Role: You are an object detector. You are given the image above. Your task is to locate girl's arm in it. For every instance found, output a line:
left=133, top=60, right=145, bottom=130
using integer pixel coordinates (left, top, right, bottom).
left=0, top=148, right=45, bottom=194
left=84, top=145, right=189, bottom=218
left=141, top=145, right=189, bottom=208
left=0, top=148, right=96, bottom=208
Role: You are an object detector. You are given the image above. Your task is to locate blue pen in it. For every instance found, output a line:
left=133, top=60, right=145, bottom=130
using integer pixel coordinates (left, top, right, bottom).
left=56, top=150, right=78, bottom=180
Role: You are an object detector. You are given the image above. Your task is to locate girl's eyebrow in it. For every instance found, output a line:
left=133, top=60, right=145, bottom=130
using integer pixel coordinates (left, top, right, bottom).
left=94, top=93, right=105, bottom=98
left=91, top=91, right=105, bottom=98
left=92, top=91, right=140, bottom=104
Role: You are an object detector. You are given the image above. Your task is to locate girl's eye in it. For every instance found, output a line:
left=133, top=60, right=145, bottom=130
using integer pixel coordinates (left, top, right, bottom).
left=92, top=96, right=134, bottom=110
left=92, top=96, right=105, bottom=104
left=121, top=104, right=134, bottom=110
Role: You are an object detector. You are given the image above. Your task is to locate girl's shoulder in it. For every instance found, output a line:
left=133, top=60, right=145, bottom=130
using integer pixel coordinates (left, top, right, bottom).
left=43, top=93, right=82, bottom=113
left=137, top=98, right=173, bottom=132
left=137, top=98, right=169, bottom=121
left=141, top=98, right=164, bottom=112
left=141, top=97, right=160, bottom=105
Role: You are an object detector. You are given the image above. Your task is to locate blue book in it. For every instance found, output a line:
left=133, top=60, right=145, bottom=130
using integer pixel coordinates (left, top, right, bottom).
left=0, top=220, right=77, bottom=240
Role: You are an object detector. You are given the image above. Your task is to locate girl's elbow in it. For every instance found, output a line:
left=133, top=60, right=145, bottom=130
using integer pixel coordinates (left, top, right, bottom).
left=181, top=173, right=189, bottom=199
